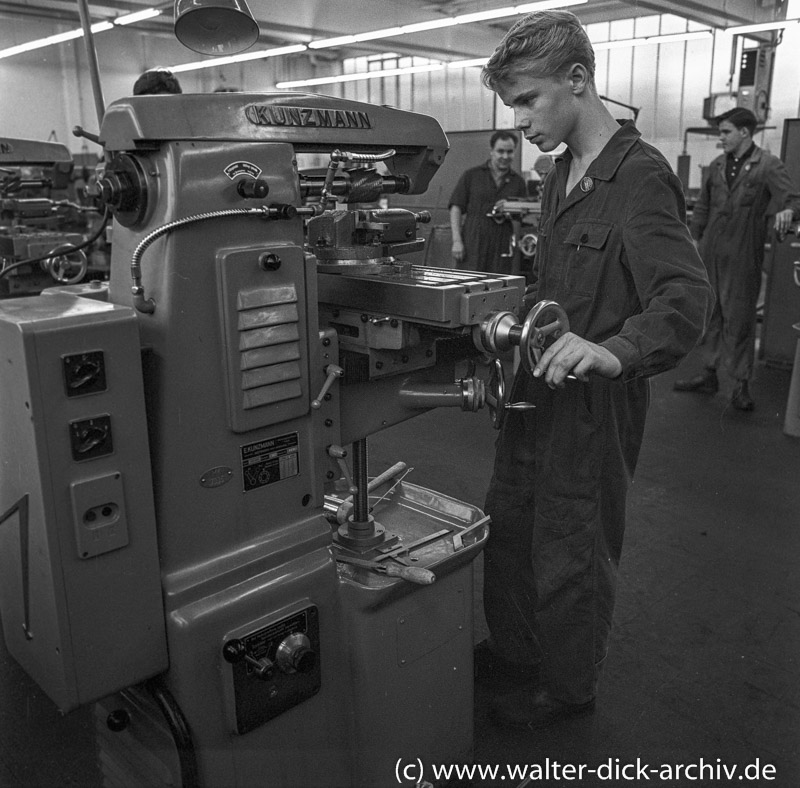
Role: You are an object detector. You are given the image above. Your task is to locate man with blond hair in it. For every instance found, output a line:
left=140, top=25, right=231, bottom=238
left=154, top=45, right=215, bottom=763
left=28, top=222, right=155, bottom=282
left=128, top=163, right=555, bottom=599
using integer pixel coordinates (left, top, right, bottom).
left=475, top=10, right=714, bottom=729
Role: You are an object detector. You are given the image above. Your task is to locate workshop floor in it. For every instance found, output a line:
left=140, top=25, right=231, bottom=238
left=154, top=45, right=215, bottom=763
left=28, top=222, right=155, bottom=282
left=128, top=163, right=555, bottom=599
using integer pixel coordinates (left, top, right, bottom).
left=1, top=351, right=799, bottom=788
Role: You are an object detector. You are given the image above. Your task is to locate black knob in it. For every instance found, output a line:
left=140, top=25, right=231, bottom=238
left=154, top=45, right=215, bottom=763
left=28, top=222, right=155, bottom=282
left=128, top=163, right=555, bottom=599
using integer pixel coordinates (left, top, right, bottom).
left=259, top=253, right=282, bottom=271
left=237, top=178, right=270, bottom=199
left=106, top=709, right=130, bottom=732
left=222, top=638, right=246, bottom=663
left=275, top=632, right=315, bottom=673
left=293, top=647, right=316, bottom=674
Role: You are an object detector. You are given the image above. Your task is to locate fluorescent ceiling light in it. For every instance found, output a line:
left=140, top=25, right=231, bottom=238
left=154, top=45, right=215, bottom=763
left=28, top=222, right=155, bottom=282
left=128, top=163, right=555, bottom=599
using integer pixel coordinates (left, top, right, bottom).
left=170, top=43, right=307, bottom=73
left=353, top=28, right=404, bottom=43
left=592, top=29, right=711, bottom=50
left=0, top=0, right=589, bottom=62
left=448, top=57, right=490, bottom=69
left=115, top=8, right=162, bottom=26
left=308, top=0, right=587, bottom=49
left=275, top=56, right=492, bottom=88
left=399, top=19, right=458, bottom=35
left=724, top=18, right=799, bottom=35
left=276, top=64, right=444, bottom=89
left=278, top=23, right=713, bottom=89
left=309, top=35, right=358, bottom=49
left=0, top=20, right=112, bottom=59
left=0, top=8, right=160, bottom=60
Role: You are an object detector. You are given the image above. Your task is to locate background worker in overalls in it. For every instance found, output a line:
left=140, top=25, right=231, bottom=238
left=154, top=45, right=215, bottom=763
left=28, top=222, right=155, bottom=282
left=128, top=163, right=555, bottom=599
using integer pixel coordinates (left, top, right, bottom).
left=449, top=130, right=527, bottom=274
left=674, top=107, right=800, bottom=410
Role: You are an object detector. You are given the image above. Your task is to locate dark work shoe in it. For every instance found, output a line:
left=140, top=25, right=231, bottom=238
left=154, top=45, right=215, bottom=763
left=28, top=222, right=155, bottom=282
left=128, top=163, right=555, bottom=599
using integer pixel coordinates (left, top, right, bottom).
left=731, top=381, right=755, bottom=411
left=473, top=640, right=540, bottom=687
left=673, top=369, right=719, bottom=394
left=490, top=686, right=596, bottom=730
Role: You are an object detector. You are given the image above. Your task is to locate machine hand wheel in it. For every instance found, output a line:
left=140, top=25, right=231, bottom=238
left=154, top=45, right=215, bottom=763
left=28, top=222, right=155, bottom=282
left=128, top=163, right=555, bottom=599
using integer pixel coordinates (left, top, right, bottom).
left=518, top=232, right=537, bottom=257
left=44, top=243, right=89, bottom=285
left=518, top=300, right=570, bottom=376
left=486, top=358, right=507, bottom=430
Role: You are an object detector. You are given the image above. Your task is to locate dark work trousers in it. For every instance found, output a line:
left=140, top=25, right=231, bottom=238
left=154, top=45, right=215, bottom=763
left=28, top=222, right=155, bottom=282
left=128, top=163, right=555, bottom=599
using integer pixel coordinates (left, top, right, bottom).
left=697, top=251, right=761, bottom=382
left=483, top=371, right=649, bottom=704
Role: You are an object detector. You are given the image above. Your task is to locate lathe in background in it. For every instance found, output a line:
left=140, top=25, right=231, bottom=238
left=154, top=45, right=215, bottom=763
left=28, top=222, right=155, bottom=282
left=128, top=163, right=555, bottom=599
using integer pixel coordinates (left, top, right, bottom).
left=0, top=136, right=107, bottom=298
left=0, top=93, right=574, bottom=788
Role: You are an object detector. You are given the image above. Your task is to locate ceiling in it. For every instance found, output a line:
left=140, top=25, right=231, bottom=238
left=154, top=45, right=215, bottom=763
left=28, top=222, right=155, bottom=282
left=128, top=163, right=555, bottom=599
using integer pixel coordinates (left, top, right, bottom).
left=0, top=0, right=791, bottom=62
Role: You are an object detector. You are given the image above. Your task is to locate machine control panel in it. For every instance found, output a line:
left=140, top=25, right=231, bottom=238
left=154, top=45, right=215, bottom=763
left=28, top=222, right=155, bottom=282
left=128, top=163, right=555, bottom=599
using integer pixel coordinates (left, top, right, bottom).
left=223, top=605, right=321, bottom=734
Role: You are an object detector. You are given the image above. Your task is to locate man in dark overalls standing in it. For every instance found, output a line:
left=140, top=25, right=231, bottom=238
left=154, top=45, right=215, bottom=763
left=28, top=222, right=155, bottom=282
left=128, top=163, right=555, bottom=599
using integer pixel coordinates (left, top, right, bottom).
left=475, top=10, right=714, bottom=729
left=674, top=107, right=800, bottom=410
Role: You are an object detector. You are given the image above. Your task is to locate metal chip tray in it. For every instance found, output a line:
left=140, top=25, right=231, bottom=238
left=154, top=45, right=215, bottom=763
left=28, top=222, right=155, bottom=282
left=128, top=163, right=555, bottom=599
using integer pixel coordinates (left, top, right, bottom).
left=328, top=479, right=489, bottom=590
left=318, top=265, right=524, bottom=328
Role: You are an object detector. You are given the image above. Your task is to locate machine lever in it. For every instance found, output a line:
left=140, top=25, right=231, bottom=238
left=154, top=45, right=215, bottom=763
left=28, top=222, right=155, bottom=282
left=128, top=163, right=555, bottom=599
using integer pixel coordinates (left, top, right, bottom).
left=311, top=364, right=343, bottom=409
left=222, top=639, right=275, bottom=680
left=327, top=445, right=357, bottom=494
left=72, top=125, right=101, bottom=145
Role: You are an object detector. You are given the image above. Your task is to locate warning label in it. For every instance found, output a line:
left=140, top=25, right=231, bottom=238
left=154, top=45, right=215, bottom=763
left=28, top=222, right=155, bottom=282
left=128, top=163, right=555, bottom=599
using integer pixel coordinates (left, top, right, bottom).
left=241, top=432, right=300, bottom=492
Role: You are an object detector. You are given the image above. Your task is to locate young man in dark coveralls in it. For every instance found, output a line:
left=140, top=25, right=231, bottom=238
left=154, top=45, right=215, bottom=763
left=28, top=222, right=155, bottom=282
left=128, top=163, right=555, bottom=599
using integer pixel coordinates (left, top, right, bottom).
left=449, top=130, right=527, bottom=273
left=673, top=107, right=800, bottom=411
left=476, top=10, right=714, bottom=729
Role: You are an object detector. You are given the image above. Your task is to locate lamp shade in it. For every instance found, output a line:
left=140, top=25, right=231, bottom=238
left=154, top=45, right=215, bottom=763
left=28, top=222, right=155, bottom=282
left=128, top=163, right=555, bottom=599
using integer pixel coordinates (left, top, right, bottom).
left=174, top=0, right=259, bottom=55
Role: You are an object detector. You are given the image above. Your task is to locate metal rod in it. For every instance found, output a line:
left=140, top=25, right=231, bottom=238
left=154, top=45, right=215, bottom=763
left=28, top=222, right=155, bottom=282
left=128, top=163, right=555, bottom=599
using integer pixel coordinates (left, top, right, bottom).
left=76, top=0, right=106, bottom=127
left=351, top=439, right=369, bottom=523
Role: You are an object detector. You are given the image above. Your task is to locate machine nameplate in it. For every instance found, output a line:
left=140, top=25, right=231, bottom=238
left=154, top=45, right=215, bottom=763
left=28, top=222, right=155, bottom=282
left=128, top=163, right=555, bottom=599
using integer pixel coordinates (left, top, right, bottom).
left=245, top=104, right=371, bottom=130
left=245, top=610, right=308, bottom=661
left=224, top=161, right=262, bottom=180
left=241, top=432, right=299, bottom=492
left=199, top=466, right=234, bottom=489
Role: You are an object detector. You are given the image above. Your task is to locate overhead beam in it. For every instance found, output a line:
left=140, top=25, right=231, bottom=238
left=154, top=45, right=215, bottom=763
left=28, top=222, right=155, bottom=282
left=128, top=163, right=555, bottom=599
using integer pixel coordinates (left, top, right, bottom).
left=620, top=0, right=789, bottom=29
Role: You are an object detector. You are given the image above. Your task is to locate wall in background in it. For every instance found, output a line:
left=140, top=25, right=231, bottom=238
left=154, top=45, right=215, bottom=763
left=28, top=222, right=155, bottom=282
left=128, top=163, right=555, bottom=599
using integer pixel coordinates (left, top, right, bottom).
left=1, top=8, right=799, bottom=188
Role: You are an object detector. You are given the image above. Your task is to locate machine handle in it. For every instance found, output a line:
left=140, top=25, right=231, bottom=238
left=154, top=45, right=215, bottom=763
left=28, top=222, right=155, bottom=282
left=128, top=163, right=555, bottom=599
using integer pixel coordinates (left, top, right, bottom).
left=518, top=300, right=570, bottom=376
left=381, top=563, right=436, bottom=584
left=311, top=364, right=343, bottom=409
left=44, top=243, right=88, bottom=284
left=327, top=444, right=357, bottom=495
left=336, top=553, right=436, bottom=585
left=72, top=125, right=101, bottom=145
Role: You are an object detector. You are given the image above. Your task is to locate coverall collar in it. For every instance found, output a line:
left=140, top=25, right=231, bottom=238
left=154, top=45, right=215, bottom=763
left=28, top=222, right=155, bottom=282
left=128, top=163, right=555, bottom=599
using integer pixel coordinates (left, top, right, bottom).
left=555, top=120, right=641, bottom=182
left=713, top=144, right=763, bottom=192
left=553, top=120, right=641, bottom=212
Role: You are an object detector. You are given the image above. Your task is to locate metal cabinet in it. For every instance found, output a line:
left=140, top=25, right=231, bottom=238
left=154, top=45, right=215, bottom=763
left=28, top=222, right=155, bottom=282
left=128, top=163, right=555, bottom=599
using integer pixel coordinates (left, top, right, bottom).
left=762, top=119, right=800, bottom=368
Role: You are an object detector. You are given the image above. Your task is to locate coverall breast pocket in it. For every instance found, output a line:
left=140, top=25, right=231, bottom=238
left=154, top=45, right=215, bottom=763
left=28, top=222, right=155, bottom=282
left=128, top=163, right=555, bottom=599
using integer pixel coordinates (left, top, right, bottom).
left=564, top=221, right=613, bottom=296
left=738, top=183, right=758, bottom=206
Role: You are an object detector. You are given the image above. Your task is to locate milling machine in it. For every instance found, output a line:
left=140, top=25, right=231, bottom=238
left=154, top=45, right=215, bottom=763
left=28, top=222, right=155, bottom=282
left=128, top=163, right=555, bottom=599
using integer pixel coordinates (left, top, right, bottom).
left=0, top=137, right=103, bottom=297
left=0, top=93, right=568, bottom=788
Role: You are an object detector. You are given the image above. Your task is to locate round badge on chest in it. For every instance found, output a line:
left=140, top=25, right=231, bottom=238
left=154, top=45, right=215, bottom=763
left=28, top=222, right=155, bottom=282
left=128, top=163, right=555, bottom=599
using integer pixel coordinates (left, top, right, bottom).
left=580, top=176, right=594, bottom=193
